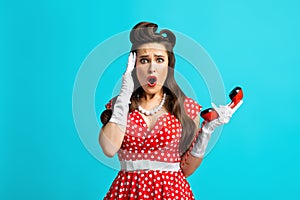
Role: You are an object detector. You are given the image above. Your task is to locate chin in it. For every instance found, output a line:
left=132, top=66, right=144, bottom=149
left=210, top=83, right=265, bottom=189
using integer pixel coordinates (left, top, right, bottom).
left=142, top=85, right=163, bottom=95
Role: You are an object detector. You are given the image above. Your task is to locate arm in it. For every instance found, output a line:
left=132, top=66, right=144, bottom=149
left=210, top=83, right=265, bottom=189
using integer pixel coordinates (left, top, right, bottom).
left=98, top=52, right=136, bottom=157
left=181, top=154, right=203, bottom=178
left=99, top=122, right=126, bottom=157
left=181, top=103, right=236, bottom=177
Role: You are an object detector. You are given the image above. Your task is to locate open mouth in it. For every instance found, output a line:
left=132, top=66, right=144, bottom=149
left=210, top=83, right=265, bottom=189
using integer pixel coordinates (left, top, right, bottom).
left=147, top=76, right=157, bottom=87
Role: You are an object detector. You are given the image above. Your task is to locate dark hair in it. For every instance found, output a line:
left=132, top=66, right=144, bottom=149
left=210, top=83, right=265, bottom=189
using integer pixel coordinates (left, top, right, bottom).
left=101, top=22, right=197, bottom=155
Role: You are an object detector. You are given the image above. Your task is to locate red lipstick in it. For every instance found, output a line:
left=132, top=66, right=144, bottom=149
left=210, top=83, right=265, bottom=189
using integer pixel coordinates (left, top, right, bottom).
left=147, top=76, right=157, bottom=87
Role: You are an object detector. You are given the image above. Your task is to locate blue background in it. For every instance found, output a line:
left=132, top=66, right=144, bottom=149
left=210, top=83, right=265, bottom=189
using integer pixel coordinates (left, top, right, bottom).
left=1, top=0, right=299, bottom=199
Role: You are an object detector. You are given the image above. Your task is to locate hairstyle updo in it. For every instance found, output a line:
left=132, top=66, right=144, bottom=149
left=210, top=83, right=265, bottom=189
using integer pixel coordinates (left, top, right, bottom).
left=130, top=22, right=176, bottom=52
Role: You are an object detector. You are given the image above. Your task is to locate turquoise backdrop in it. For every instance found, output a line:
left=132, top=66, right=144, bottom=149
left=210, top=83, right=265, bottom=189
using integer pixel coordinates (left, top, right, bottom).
left=1, top=0, right=299, bottom=199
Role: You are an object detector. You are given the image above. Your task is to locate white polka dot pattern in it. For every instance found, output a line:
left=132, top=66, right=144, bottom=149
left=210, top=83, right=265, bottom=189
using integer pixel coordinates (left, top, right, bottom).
left=104, top=170, right=194, bottom=199
left=103, top=97, right=201, bottom=199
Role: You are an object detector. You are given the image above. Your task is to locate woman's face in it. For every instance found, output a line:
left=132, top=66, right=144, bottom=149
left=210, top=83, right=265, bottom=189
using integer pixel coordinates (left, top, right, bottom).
left=136, top=42, right=169, bottom=95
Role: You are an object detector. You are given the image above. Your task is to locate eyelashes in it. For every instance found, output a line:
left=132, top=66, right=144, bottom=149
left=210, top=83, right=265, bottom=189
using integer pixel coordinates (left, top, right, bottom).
left=140, top=59, right=148, bottom=64
left=139, top=58, right=165, bottom=64
left=157, top=58, right=164, bottom=63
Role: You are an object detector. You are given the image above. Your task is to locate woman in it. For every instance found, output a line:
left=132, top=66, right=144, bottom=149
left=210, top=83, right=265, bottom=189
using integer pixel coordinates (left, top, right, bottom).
left=99, top=22, right=233, bottom=199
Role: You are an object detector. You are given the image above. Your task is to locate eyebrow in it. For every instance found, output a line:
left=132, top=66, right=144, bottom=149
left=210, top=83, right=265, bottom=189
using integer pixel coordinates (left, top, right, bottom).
left=139, top=54, right=166, bottom=58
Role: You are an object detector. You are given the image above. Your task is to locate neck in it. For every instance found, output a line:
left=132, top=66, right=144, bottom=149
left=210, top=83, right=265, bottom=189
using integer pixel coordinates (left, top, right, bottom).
left=144, top=90, right=164, bottom=101
left=139, top=90, right=164, bottom=110
left=144, top=89, right=163, bottom=101
left=137, top=91, right=166, bottom=116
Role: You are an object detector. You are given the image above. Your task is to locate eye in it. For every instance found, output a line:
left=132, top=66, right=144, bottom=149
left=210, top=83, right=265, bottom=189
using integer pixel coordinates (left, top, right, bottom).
left=157, top=58, right=164, bottom=63
left=140, top=58, right=149, bottom=64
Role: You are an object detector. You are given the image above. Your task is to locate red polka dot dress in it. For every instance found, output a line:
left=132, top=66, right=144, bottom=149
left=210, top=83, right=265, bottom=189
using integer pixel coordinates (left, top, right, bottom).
left=103, top=97, right=202, bottom=200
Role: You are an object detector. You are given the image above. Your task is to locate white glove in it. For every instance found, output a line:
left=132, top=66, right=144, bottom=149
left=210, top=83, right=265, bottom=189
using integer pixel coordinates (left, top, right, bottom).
left=124, top=52, right=136, bottom=75
left=201, top=103, right=233, bottom=133
left=190, top=103, right=236, bottom=158
left=109, top=52, right=136, bottom=127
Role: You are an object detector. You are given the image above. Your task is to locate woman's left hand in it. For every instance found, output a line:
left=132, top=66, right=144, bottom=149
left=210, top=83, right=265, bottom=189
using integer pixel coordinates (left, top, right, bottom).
left=202, top=103, right=233, bottom=133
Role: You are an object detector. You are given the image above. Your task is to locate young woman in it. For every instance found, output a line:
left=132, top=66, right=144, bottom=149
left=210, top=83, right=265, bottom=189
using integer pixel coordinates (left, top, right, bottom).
left=99, top=22, right=233, bottom=199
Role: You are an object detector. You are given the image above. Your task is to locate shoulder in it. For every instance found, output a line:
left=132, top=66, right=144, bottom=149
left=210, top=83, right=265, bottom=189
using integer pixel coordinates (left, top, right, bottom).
left=183, top=97, right=202, bottom=120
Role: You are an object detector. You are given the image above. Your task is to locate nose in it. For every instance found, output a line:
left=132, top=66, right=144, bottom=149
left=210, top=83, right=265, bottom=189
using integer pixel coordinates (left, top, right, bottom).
left=148, top=59, right=156, bottom=73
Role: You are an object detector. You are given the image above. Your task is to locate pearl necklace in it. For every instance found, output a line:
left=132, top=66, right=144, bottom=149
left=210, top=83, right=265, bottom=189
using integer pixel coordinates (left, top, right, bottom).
left=138, top=93, right=166, bottom=116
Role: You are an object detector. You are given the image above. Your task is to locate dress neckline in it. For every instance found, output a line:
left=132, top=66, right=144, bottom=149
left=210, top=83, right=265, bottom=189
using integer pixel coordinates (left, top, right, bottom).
left=134, top=110, right=169, bottom=132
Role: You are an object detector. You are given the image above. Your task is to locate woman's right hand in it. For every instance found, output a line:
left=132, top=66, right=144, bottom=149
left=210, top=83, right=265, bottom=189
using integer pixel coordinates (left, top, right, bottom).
left=108, top=52, right=136, bottom=127
left=120, top=52, right=136, bottom=96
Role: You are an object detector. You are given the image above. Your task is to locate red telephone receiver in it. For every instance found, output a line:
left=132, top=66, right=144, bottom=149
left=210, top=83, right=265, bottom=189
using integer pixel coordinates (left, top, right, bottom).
left=200, top=87, right=244, bottom=122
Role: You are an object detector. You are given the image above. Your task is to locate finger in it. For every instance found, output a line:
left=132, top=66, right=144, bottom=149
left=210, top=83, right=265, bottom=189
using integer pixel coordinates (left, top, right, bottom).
left=129, top=52, right=133, bottom=63
left=211, top=102, right=221, bottom=114
left=126, top=53, right=131, bottom=70
left=130, top=53, right=136, bottom=70
left=131, top=53, right=136, bottom=68
left=220, top=105, right=233, bottom=116
left=133, top=52, right=136, bottom=62
left=211, top=102, right=218, bottom=110
left=212, top=103, right=229, bottom=120
left=125, top=53, right=134, bottom=74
